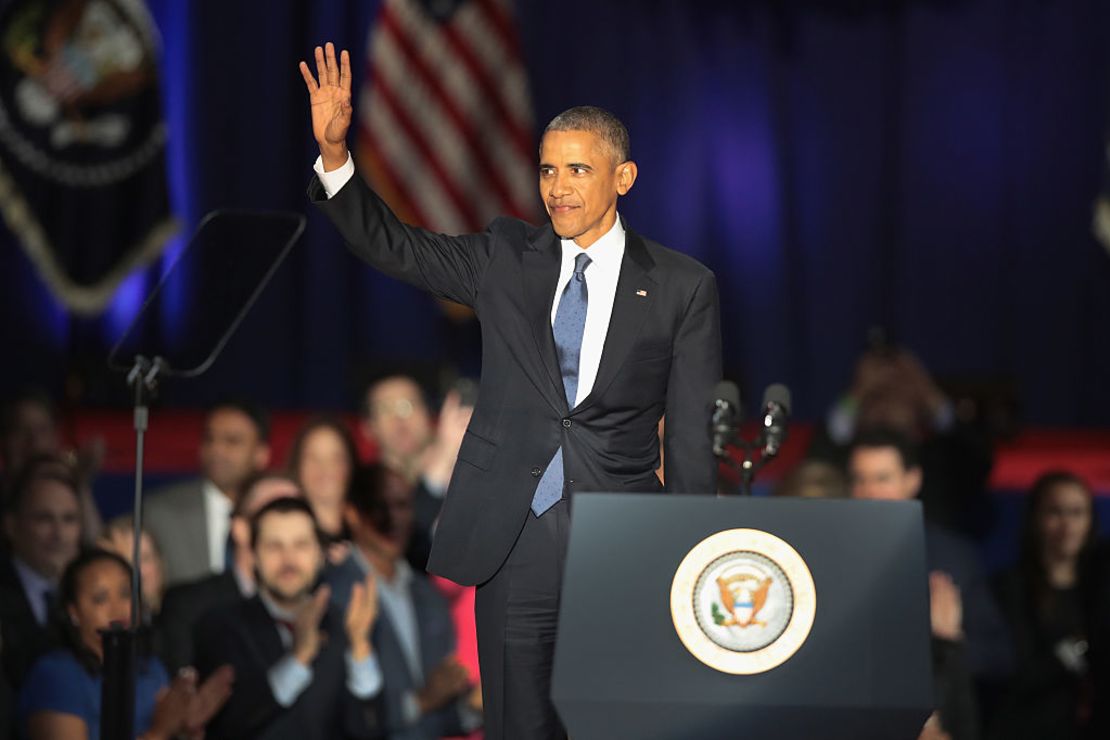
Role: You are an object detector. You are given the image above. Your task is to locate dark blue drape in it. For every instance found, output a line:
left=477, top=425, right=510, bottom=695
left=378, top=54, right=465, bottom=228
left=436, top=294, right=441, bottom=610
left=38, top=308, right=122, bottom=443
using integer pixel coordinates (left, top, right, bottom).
left=1, top=0, right=1108, bottom=424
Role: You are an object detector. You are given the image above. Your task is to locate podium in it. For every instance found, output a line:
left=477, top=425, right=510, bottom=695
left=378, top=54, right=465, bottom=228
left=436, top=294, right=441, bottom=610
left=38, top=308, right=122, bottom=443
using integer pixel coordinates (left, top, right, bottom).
left=551, top=494, right=933, bottom=740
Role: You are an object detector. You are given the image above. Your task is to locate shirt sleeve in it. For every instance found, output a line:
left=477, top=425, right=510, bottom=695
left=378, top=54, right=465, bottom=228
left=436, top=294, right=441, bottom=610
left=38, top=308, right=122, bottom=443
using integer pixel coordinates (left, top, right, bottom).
left=313, top=153, right=356, bottom=198
left=267, top=654, right=313, bottom=707
left=18, top=652, right=93, bottom=723
left=345, top=650, right=383, bottom=699
left=402, top=691, right=422, bottom=726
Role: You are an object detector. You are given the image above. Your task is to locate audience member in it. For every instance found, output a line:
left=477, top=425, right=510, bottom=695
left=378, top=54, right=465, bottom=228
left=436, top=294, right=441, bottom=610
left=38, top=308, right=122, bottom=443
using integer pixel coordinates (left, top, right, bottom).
left=17, top=548, right=232, bottom=740
left=849, top=429, right=1013, bottom=740
left=1, top=391, right=103, bottom=543
left=0, top=458, right=82, bottom=692
left=145, top=401, right=271, bottom=587
left=812, top=347, right=994, bottom=535
left=410, top=388, right=474, bottom=566
left=774, top=459, right=849, bottom=499
left=193, top=497, right=382, bottom=739
left=990, top=471, right=1109, bottom=740
left=361, top=376, right=434, bottom=485
left=157, top=472, right=302, bottom=673
left=287, top=415, right=359, bottom=545
left=330, top=464, right=480, bottom=739
left=98, top=515, right=166, bottom=617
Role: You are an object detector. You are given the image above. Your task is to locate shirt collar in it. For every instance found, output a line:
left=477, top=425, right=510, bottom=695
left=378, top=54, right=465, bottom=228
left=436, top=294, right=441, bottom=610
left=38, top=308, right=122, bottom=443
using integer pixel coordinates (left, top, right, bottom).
left=351, top=544, right=413, bottom=590
left=12, top=556, right=54, bottom=596
left=203, top=479, right=232, bottom=510
left=258, top=589, right=298, bottom=623
left=560, top=214, right=625, bottom=272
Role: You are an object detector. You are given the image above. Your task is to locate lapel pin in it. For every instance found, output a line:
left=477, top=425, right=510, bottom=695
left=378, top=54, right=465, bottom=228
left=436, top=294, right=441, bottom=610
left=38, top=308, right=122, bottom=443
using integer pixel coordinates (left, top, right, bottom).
left=636, top=289, right=648, bottom=297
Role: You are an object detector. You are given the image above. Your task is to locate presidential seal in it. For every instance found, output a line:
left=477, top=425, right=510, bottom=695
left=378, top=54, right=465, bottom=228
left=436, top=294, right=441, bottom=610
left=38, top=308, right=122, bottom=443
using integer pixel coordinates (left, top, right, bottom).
left=670, top=528, right=815, bottom=675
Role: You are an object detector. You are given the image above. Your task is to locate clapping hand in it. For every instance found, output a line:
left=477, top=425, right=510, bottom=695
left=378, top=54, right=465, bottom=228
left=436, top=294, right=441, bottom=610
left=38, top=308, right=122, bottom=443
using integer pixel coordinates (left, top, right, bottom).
left=345, top=571, right=379, bottom=661
left=417, top=655, right=472, bottom=714
left=298, top=42, right=352, bottom=170
left=292, top=585, right=332, bottom=666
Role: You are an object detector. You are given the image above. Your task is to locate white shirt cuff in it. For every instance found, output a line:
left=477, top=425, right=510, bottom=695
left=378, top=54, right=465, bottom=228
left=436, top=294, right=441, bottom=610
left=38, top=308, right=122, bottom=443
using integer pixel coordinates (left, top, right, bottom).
left=313, top=152, right=356, bottom=198
left=402, top=690, right=422, bottom=726
left=267, top=654, right=313, bottom=707
left=345, top=650, right=383, bottom=699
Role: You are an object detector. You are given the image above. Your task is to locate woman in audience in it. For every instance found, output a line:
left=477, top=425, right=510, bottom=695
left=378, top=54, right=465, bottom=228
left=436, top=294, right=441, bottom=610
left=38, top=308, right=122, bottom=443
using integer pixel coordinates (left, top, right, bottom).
left=17, top=549, right=232, bottom=740
left=98, top=516, right=167, bottom=617
left=991, top=471, right=1106, bottom=739
left=287, top=415, right=360, bottom=547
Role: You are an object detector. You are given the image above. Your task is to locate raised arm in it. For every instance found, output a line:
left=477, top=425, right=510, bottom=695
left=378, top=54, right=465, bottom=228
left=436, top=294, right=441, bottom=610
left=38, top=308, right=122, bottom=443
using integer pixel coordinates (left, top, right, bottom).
left=299, top=42, right=352, bottom=172
left=299, top=41, right=497, bottom=308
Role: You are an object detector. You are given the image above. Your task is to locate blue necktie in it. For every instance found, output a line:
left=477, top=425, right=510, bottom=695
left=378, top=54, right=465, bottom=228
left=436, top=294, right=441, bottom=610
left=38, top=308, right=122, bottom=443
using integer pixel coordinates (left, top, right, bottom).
left=531, top=252, right=591, bottom=516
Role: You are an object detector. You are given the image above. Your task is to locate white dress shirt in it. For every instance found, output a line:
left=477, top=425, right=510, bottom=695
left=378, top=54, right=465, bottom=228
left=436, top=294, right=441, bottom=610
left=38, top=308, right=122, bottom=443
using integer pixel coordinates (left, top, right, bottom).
left=313, top=152, right=627, bottom=410
left=203, top=480, right=232, bottom=574
left=551, top=219, right=625, bottom=407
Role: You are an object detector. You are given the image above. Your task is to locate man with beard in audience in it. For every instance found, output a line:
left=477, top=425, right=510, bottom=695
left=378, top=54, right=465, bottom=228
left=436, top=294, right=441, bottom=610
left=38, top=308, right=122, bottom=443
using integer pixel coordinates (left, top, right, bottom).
left=194, top=497, right=381, bottom=739
left=157, top=472, right=302, bottom=672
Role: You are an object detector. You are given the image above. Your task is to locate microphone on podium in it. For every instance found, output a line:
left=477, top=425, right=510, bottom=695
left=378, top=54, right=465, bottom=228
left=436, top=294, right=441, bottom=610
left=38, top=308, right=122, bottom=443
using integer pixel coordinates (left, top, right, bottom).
left=711, top=380, right=741, bottom=459
left=760, top=383, right=791, bottom=458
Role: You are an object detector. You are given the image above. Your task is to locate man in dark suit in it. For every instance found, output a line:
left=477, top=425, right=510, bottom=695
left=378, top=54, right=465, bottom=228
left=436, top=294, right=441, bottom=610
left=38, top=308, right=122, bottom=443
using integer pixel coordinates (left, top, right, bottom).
left=330, top=464, right=478, bottom=740
left=300, top=44, right=721, bottom=739
left=193, top=497, right=381, bottom=739
left=0, top=458, right=80, bottom=693
left=145, top=401, right=271, bottom=587
left=849, top=429, right=1014, bottom=740
left=157, top=472, right=303, bottom=672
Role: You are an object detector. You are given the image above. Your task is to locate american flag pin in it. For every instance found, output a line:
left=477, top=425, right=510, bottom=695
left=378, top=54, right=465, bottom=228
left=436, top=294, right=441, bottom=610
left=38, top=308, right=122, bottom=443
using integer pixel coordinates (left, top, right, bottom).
left=636, top=289, right=648, bottom=297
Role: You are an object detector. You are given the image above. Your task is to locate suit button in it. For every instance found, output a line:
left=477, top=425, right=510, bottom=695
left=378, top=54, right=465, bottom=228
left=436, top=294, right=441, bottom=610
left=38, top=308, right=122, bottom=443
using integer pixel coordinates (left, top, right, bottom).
left=562, top=418, right=572, bottom=428
left=531, top=467, right=542, bottom=477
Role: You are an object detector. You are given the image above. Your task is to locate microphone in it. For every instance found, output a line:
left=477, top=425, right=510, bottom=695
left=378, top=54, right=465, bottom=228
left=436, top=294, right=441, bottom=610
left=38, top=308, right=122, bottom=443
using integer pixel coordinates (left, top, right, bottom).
left=760, top=383, right=791, bottom=458
left=711, top=380, right=741, bottom=458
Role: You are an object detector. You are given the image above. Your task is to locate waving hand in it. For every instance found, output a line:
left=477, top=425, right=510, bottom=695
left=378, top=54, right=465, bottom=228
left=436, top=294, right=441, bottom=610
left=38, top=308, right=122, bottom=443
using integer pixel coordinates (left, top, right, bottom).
left=299, top=42, right=352, bottom=170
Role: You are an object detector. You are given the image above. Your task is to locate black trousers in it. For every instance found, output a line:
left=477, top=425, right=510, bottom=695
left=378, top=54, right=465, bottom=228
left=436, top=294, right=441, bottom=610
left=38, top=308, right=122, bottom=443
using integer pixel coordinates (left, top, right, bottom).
left=475, top=500, right=570, bottom=740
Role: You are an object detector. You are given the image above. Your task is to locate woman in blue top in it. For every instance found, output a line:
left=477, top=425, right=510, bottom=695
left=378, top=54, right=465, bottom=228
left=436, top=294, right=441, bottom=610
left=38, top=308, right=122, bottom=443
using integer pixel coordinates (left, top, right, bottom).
left=18, top=549, right=232, bottom=740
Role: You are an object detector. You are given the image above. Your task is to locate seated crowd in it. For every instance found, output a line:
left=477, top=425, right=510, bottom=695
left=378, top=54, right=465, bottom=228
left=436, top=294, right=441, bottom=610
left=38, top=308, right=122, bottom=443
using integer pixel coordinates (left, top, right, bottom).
left=0, top=353, right=1106, bottom=739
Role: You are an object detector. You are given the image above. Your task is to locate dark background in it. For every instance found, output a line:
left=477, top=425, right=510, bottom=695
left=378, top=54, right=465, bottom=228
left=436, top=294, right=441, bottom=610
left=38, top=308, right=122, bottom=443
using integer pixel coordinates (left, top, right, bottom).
left=1, top=0, right=1108, bottom=426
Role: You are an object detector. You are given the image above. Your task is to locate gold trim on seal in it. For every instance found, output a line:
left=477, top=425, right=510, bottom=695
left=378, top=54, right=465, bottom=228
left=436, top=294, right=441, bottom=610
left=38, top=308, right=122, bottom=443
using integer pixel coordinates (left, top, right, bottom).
left=670, top=528, right=816, bottom=675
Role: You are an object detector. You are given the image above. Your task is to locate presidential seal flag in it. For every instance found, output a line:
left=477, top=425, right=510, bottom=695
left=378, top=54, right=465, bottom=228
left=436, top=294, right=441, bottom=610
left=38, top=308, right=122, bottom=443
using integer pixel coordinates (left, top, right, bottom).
left=0, top=0, right=177, bottom=315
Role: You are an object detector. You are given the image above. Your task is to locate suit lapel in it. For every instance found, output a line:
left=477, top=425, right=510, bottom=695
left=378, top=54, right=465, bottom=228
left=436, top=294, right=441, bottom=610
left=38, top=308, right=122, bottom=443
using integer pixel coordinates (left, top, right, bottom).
left=522, top=227, right=569, bottom=413
left=183, top=483, right=211, bottom=573
left=244, top=597, right=285, bottom=664
left=574, top=229, right=658, bottom=414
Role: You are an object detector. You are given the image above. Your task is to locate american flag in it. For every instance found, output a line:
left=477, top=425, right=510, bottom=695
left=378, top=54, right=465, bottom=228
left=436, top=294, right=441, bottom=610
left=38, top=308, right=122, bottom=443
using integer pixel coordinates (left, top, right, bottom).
left=1095, top=141, right=1110, bottom=255
left=356, top=0, right=539, bottom=234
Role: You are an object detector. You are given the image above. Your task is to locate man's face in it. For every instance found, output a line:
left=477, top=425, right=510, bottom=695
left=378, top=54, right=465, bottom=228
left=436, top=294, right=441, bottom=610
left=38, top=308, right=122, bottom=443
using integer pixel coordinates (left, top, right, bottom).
left=254, top=510, right=322, bottom=605
left=539, top=129, right=636, bottom=248
left=848, top=447, right=922, bottom=501
left=4, top=478, right=81, bottom=580
left=200, top=408, right=270, bottom=498
left=363, top=378, right=432, bottom=468
left=2, top=400, right=59, bottom=470
left=348, top=470, right=416, bottom=563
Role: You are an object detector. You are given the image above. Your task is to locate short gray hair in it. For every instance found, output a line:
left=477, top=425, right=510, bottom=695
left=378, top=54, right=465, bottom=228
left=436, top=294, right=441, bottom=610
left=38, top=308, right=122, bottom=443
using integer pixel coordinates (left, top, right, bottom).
left=542, top=106, right=630, bottom=164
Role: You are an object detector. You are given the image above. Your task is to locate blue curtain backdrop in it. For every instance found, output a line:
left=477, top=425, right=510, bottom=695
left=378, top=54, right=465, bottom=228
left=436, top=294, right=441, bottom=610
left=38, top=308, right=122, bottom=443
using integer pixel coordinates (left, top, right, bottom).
left=1, top=0, right=1108, bottom=424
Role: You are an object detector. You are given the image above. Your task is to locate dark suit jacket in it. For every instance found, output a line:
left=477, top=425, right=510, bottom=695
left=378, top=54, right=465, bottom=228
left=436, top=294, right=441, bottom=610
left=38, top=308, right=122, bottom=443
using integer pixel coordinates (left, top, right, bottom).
left=328, top=555, right=465, bottom=739
left=0, top=556, right=59, bottom=692
left=156, top=570, right=242, bottom=672
left=193, top=595, right=382, bottom=740
left=311, top=174, right=722, bottom=585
